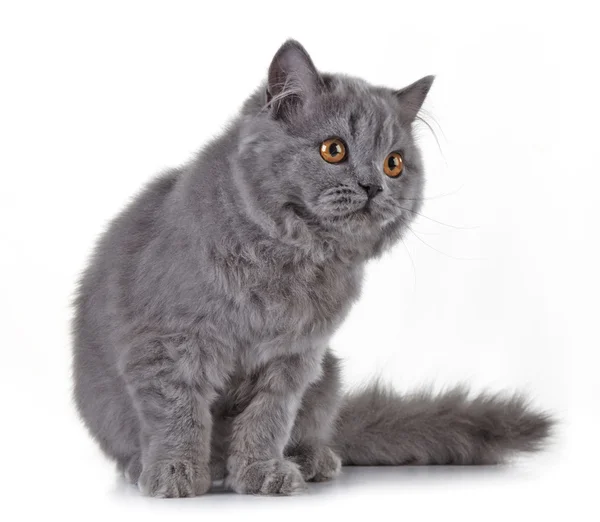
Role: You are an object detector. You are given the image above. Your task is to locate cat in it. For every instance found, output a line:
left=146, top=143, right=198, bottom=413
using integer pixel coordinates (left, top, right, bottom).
left=72, top=40, right=553, bottom=498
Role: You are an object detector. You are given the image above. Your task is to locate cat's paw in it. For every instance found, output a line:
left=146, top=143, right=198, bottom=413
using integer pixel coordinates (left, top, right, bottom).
left=138, top=460, right=211, bottom=498
left=226, top=458, right=306, bottom=495
left=288, top=446, right=342, bottom=482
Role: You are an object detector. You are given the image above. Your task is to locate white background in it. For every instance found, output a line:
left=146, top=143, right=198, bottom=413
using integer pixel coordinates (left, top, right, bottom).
left=1, top=1, right=597, bottom=520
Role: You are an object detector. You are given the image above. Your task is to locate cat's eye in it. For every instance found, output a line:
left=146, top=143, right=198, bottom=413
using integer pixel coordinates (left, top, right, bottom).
left=320, top=138, right=347, bottom=163
left=383, top=152, right=404, bottom=178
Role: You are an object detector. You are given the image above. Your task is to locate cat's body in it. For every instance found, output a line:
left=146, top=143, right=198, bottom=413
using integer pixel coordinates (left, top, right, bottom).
left=73, top=41, right=552, bottom=497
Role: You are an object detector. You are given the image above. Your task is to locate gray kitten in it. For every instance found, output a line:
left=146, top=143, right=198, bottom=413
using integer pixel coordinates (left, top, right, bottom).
left=72, top=40, right=553, bottom=498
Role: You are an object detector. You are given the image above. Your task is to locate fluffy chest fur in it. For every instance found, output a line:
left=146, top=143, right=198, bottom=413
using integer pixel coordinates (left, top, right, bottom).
left=212, top=246, right=364, bottom=361
left=107, top=170, right=364, bottom=370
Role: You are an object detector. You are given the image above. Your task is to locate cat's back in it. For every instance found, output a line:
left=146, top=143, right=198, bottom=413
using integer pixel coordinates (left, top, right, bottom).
left=72, top=169, right=183, bottom=452
left=73, top=169, right=182, bottom=349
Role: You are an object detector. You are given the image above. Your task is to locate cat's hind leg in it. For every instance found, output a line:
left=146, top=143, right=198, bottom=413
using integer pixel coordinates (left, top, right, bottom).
left=119, top=453, right=143, bottom=485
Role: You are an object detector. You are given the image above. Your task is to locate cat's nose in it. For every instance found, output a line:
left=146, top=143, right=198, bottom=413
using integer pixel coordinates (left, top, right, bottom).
left=358, top=182, right=383, bottom=199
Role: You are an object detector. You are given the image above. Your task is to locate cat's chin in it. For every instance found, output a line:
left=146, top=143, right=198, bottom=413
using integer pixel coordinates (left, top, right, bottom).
left=321, top=210, right=392, bottom=245
left=284, top=198, right=394, bottom=249
left=338, top=204, right=396, bottom=228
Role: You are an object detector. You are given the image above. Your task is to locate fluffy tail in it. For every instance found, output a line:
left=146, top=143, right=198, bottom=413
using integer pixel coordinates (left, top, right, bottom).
left=334, top=384, right=554, bottom=465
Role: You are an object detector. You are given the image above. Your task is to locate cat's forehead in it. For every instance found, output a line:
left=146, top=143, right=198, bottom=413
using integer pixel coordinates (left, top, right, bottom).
left=303, top=75, right=406, bottom=152
left=321, top=74, right=395, bottom=116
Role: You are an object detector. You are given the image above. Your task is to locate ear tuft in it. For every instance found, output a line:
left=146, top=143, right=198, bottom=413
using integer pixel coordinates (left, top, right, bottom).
left=267, top=40, right=320, bottom=119
left=394, top=75, right=435, bottom=122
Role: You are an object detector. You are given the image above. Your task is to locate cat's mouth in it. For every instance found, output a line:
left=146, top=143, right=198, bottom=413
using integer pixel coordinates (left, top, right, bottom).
left=360, top=201, right=374, bottom=214
left=352, top=199, right=388, bottom=220
left=284, top=195, right=391, bottom=233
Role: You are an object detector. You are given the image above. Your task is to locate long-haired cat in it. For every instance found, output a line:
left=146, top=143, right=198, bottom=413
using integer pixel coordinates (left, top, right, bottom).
left=72, top=40, right=553, bottom=497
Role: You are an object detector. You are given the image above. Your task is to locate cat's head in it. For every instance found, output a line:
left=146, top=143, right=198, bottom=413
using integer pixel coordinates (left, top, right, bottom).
left=234, top=40, right=433, bottom=260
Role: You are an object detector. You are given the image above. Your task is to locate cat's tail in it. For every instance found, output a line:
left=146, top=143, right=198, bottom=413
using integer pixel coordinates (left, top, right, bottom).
left=333, top=383, right=554, bottom=465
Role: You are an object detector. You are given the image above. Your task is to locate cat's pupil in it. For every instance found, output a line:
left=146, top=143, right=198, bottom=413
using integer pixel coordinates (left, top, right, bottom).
left=329, top=143, right=341, bottom=156
left=388, top=156, right=398, bottom=169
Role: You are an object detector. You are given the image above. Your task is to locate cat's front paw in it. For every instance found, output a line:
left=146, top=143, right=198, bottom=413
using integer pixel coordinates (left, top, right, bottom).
left=226, top=458, right=306, bottom=495
left=288, top=446, right=342, bottom=482
left=138, top=460, right=211, bottom=498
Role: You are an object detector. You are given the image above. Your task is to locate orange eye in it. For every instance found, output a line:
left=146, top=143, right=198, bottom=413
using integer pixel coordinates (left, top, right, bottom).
left=320, top=138, right=347, bottom=163
left=383, top=152, right=404, bottom=177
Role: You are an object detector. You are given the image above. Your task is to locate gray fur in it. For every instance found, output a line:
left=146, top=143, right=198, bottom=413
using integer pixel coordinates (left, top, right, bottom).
left=72, top=40, right=553, bottom=498
left=335, top=384, right=553, bottom=466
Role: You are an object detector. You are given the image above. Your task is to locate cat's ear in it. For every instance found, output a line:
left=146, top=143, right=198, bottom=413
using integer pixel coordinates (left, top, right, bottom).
left=267, top=40, right=320, bottom=119
left=394, top=75, right=435, bottom=122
